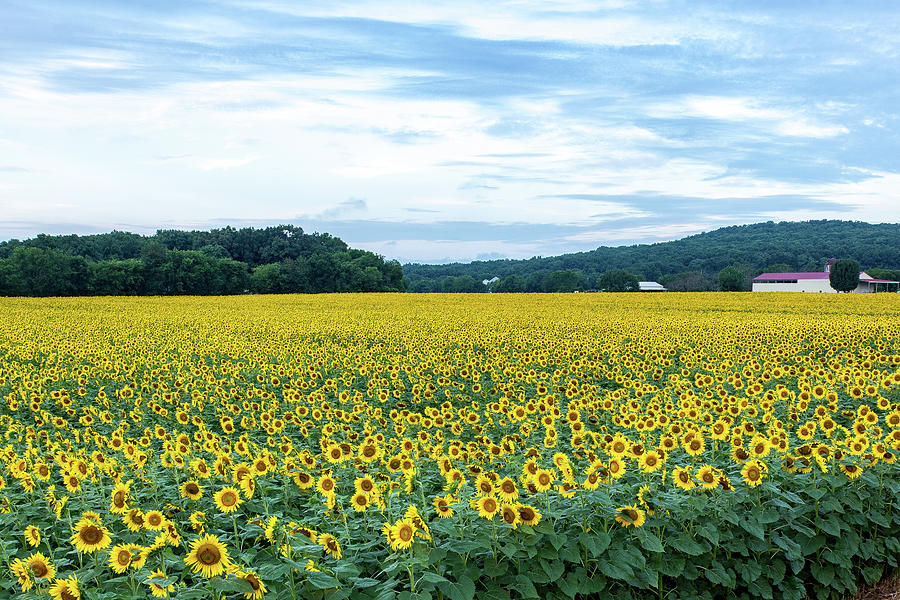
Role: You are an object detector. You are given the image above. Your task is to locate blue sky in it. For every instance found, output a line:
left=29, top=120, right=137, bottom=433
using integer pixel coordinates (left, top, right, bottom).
left=1, top=1, right=899, bottom=263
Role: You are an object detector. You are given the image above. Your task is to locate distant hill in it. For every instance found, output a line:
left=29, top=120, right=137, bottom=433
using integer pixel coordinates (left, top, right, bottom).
left=402, top=220, right=900, bottom=292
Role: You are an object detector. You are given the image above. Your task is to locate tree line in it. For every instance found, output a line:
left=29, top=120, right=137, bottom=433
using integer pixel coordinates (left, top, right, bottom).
left=404, top=220, right=900, bottom=292
left=0, top=225, right=405, bottom=296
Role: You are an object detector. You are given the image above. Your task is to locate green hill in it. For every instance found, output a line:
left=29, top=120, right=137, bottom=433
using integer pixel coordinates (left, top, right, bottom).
left=402, top=220, right=900, bottom=292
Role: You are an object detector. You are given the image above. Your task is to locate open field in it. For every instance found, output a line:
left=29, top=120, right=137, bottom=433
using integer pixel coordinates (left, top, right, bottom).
left=1, top=293, right=899, bottom=599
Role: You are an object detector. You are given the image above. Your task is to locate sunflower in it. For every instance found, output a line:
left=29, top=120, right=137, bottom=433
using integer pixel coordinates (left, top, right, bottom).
left=517, top=504, right=542, bottom=527
left=24, top=525, right=40, bottom=547
left=389, top=519, right=416, bottom=551
left=672, top=466, right=695, bottom=490
left=123, top=509, right=145, bottom=532
left=214, top=487, right=243, bottom=513
left=108, top=544, right=133, bottom=574
left=840, top=463, right=863, bottom=479
left=145, top=569, right=175, bottom=598
left=740, top=460, right=767, bottom=488
left=533, top=469, right=554, bottom=492
left=71, top=518, right=112, bottom=554
left=180, top=480, right=203, bottom=500
left=696, top=465, right=719, bottom=490
left=475, top=496, right=500, bottom=520
left=10, top=558, right=31, bottom=592
left=49, top=574, right=80, bottom=600
left=497, top=477, right=519, bottom=501
left=109, top=482, right=130, bottom=514
left=184, top=534, right=232, bottom=578
left=318, top=533, right=342, bottom=559
left=144, top=510, right=167, bottom=531
left=25, top=551, right=56, bottom=581
left=607, top=457, right=626, bottom=480
left=433, top=494, right=455, bottom=518
left=615, top=505, right=646, bottom=528
left=500, top=504, right=520, bottom=528
left=316, top=475, right=337, bottom=496
left=234, top=569, right=268, bottom=600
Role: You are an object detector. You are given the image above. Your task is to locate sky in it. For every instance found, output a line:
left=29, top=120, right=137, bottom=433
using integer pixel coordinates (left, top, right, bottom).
left=1, top=1, right=899, bottom=263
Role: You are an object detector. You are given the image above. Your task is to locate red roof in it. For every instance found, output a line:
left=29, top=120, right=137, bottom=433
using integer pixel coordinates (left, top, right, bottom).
left=753, top=272, right=829, bottom=281
left=753, top=272, right=898, bottom=283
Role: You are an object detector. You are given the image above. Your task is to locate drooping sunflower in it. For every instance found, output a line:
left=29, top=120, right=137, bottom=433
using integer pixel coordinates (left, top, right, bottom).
left=213, top=487, right=243, bottom=513
left=500, top=504, right=520, bottom=528
left=234, top=569, right=268, bottom=600
left=318, top=533, right=342, bottom=559
left=180, top=480, right=203, bottom=500
left=24, top=525, right=41, bottom=547
left=433, top=495, right=455, bottom=518
left=49, top=574, right=80, bottom=600
left=672, top=466, right=695, bottom=490
left=70, top=518, right=112, bottom=554
left=615, top=505, right=646, bottom=528
left=184, top=534, right=232, bottom=578
left=109, top=482, right=131, bottom=514
left=517, top=504, right=542, bottom=527
left=145, top=569, right=175, bottom=598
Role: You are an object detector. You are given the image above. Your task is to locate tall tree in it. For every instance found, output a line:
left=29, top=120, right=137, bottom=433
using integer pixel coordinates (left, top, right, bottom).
left=597, top=269, right=639, bottom=292
left=829, top=259, right=860, bottom=292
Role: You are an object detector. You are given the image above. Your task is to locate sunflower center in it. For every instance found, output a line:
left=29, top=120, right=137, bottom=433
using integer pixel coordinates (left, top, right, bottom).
left=399, top=526, right=413, bottom=542
left=117, top=550, right=132, bottom=565
left=198, top=544, right=222, bottom=565
left=222, top=492, right=237, bottom=506
left=30, top=562, right=48, bottom=578
left=186, top=483, right=199, bottom=495
left=82, top=525, right=101, bottom=544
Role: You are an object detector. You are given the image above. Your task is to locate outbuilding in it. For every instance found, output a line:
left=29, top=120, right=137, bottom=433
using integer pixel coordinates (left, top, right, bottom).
left=752, top=261, right=898, bottom=293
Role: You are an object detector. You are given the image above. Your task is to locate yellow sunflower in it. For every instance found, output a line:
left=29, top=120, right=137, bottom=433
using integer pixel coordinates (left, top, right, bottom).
left=389, top=519, right=415, bottom=551
left=145, top=569, right=175, bottom=598
left=108, top=544, right=133, bottom=574
left=24, top=525, right=40, bottom=547
left=180, top=480, right=203, bottom=500
left=234, top=569, right=268, bottom=600
left=184, top=534, right=232, bottom=578
left=318, top=533, right=342, bottom=560
left=615, top=505, right=646, bottom=528
left=213, top=487, right=243, bottom=513
left=49, top=574, right=80, bottom=600
left=70, top=518, right=112, bottom=554
left=25, top=551, right=56, bottom=581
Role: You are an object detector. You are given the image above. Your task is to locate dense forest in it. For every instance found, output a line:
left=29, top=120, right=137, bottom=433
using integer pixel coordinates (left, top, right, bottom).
left=403, top=220, right=900, bottom=292
left=0, top=225, right=405, bottom=296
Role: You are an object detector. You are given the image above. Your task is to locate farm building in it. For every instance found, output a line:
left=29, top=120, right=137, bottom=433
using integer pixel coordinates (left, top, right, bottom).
left=638, top=281, right=667, bottom=292
left=752, top=261, right=899, bottom=293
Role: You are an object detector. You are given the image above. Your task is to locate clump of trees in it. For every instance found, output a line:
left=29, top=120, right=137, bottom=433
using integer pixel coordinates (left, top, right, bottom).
left=829, top=259, right=860, bottom=292
left=0, top=225, right=405, bottom=296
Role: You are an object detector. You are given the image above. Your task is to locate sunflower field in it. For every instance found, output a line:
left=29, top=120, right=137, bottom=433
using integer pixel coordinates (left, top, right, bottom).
left=1, top=293, right=900, bottom=600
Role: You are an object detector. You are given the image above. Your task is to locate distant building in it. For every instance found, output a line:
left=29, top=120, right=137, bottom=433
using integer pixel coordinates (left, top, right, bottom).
left=752, top=261, right=899, bottom=293
left=638, top=281, right=667, bottom=292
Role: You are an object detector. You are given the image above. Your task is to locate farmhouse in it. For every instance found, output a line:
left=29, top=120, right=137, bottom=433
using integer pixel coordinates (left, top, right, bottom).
left=752, top=261, right=899, bottom=293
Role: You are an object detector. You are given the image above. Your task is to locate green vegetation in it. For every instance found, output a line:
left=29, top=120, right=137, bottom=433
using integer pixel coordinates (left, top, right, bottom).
left=404, top=220, right=900, bottom=292
left=829, top=258, right=861, bottom=293
left=0, top=225, right=405, bottom=296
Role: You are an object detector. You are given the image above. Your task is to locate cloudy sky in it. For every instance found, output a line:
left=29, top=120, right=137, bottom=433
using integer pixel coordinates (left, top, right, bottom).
left=1, top=1, right=899, bottom=263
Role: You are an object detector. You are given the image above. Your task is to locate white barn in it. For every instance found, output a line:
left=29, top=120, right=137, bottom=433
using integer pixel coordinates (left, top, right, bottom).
left=752, top=261, right=898, bottom=293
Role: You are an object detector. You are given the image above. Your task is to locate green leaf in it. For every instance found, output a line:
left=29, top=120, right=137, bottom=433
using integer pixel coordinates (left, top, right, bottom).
left=210, top=577, right=255, bottom=594
left=801, top=533, right=826, bottom=556
left=578, top=530, right=610, bottom=558
left=739, top=517, right=765, bottom=540
left=636, top=529, right=664, bottom=553
left=513, top=575, right=539, bottom=599
left=671, top=532, right=706, bottom=556
left=540, top=559, right=564, bottom=582
left=695, top=522, right=720, bottom=545
left=819, top=516, right=842, bottom=537
left=437, top=575, right=475, bottom=600
left=350, top=577, right=383, bottom=588
left=419, top=572, right=448, bottom=585
left=598, top=558, right=633, bottom=581
left=306, top=572, right=342, bottom=589
left=705, top=560, right=732, bottom=588
left=658, top=555, right=684, bottom=578
left=811, top=563, right=834, bottom=587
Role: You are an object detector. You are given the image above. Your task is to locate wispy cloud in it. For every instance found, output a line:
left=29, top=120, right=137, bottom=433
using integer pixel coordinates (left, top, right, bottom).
left=0, top=0, right=899, bottom=262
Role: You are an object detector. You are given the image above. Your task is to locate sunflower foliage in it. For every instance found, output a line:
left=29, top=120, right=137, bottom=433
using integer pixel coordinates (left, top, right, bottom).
left=0, top=293, right=899, bottom=600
